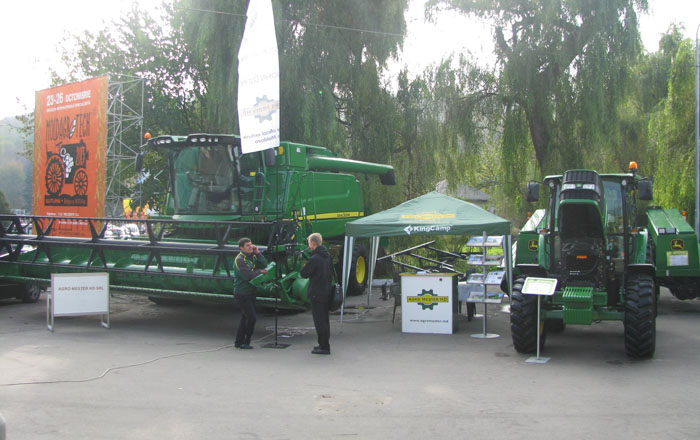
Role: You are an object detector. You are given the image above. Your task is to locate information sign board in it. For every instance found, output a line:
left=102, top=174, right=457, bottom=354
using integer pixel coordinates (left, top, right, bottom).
left=48, top=272, right=110, bottom=330
left=401, top=274, right=457, bottom=334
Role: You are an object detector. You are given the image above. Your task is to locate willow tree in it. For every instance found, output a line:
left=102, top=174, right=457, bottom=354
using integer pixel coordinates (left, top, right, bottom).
left=432, top=0, right=647, bottom=175
left=177, top=1, right=408, bottom=211
left=649, top=39, right=697, bottom=224
left=608, top=26, right=685, bottom=175
left=179, top=1, right=407, bottom=151
left=62, top=4, right=209, bottom=136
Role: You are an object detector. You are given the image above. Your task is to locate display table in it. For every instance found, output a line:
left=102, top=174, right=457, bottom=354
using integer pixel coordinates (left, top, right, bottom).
left=400, top=273, right=458, bottom=334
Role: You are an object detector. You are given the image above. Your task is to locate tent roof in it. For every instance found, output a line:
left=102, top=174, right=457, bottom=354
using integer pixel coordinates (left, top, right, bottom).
left=345, top=191, right=511, bottom=238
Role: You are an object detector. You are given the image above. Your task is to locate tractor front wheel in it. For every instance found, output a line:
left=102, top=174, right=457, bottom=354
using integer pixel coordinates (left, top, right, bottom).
left=20, top=284, right=42, bottom=303
left=510, top=276, right=545, bottom=353
left=624, top=273, right=656, bottom=358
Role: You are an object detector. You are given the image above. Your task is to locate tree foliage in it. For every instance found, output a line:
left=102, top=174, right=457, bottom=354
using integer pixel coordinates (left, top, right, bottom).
left=0, top=118, right=32, bottom=212
left=0, top=189, right=10, bottom=214
left=432, top=0, right=647, bottom=176
left=649, top=38, right=697, bottom=223
left=22, top=1, right=696, bottom=231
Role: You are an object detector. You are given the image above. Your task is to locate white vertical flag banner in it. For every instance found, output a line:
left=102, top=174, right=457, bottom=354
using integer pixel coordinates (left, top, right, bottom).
left=237, top=0, right=280, bottom=154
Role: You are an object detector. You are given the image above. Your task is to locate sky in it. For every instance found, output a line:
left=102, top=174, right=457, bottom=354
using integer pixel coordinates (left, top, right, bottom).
left=1, top=0, right=700, bottom=120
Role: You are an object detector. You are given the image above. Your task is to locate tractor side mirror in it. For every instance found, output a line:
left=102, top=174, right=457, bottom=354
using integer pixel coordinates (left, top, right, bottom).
left=264, top=148, right=276, bottom=167
left=526, top=181, right=540, bottom=202
left=638, top=179, right=653, bottom=201
left=135, top=152, right=145, bottom=173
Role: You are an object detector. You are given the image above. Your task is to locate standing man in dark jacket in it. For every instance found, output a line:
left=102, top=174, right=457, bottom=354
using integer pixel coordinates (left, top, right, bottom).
left=300, top=233, right=333, bottom=355
left=232, top=237, right=268, bottom=349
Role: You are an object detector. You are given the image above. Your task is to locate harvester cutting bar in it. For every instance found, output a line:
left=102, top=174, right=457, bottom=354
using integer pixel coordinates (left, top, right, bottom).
left=0, top=215, right=276, bottom=280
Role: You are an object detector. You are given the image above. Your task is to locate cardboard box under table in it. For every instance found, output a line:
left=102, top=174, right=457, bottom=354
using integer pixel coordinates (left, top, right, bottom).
left=400, top=273, right=458, bottom=334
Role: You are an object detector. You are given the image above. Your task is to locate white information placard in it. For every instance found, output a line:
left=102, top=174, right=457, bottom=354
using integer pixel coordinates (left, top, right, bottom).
left=667, top=251, right=689, bottom=267
left=401, top=274, right=457, bottom=334
left=522, top=277, right=557, bottom=296
left=48, top=272, right=110, bottom=330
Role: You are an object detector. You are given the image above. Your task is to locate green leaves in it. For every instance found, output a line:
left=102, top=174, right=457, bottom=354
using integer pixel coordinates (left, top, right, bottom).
left=649, top=39, right=697, bottom=224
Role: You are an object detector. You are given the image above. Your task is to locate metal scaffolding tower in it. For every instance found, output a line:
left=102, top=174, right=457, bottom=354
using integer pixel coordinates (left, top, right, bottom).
left=105, top=75, right=144, bottom=217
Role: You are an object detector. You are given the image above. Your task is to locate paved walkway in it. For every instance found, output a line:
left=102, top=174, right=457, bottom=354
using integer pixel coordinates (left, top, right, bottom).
left=1, top=288, right=699, bottom=439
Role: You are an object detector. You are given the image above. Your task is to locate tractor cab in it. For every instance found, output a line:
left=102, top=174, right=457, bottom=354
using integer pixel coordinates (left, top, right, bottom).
left=532, top=168, right=649, bottom=292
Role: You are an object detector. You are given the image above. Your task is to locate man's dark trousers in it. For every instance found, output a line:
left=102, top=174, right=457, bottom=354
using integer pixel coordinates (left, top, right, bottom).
left=235, top=294, right=256, bottom=346
left=311, top=300, right=330, bottom=350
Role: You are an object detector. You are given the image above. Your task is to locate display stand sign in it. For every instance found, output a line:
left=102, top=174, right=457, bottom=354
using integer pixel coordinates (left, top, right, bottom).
left=521, top=277, right=557, bottom=364
left=401, top=273, right=458, bottom=334
left=47, top=272, right=110, bottom=331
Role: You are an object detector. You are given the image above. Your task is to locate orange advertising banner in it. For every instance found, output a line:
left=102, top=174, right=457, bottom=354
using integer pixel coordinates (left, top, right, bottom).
left=33, top=76, right=108, bottom=237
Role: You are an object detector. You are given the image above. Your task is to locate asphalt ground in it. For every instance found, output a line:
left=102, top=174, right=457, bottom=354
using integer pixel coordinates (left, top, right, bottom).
left=1, top=287, right=700, bottom=440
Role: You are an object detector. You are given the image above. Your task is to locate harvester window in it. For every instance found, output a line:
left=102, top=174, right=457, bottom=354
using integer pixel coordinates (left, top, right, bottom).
left=235, top=150, right=262, bottom=214
left=174, top=146, right=238, bottom=214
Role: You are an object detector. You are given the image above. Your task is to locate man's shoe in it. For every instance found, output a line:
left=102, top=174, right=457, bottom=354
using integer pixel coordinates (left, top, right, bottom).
left=311, top=347, right=330, bottom=355
left=237, top=344, right=253, bottom=349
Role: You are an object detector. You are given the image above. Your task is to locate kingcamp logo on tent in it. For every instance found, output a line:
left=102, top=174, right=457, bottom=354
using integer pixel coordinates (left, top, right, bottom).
left=403, top=225, right=452, bottom=235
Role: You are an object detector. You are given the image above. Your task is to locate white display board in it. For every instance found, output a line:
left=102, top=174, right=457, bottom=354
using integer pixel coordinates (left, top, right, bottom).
left=401, top=274, right=457, bottom=334
left=522, top=277, right=557, bottom=296
left=48, top=272, right=110, bottom=331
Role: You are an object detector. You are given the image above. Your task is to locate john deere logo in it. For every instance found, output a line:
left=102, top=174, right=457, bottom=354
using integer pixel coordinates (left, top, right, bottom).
left=528, top=240, right=538, bottom=251
left=406, top=289, right=449, bottom=310
left=671, top=239, right=685, bottom=250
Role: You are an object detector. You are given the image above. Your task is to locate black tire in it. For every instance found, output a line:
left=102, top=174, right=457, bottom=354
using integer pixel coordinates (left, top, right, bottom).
left=346, top=244, right=369, bottom=296
left=20, top=284, right=42, bottom=303
left=624, top=273, right=656, bottom=358
left=510, top=276, right=546, bottom=353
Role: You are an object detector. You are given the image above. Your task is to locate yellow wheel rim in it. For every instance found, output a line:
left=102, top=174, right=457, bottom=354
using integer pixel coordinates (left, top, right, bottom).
left=355, top=255, right=366, bottom=284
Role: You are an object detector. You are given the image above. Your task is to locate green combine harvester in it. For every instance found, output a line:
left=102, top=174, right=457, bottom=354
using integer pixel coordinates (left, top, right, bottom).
left=510, top=162, right=700, bottom=358
left=0, top=134, right=395, bottom=309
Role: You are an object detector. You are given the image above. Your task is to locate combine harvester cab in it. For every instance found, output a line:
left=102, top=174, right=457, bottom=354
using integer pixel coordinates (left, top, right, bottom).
left=0, top=134, right=395, bottom=309
left=510, top=162, right=700, bottom=358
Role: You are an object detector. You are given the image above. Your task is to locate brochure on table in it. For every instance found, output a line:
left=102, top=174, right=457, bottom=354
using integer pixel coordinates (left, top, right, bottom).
left=464, top=235, right=506, bottom=304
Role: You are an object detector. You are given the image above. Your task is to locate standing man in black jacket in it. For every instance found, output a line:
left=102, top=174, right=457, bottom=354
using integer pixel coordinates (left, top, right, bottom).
left=232, top=237, right=268, bottom=349
left=300, top=233, right=333, bottom=355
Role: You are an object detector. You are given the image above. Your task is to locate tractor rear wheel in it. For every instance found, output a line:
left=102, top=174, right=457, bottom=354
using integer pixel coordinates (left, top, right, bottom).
left=510, top=276, right=545, bottom=353
left=624, top=273, right=656, bottom=358
left=346, top=244, right=369, bottom=296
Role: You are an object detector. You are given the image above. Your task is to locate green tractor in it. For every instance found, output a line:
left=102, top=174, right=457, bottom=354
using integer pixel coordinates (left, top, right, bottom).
left=0, top=134, right=395, bottom=308
left=510, top=163, right=700, bottom=358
